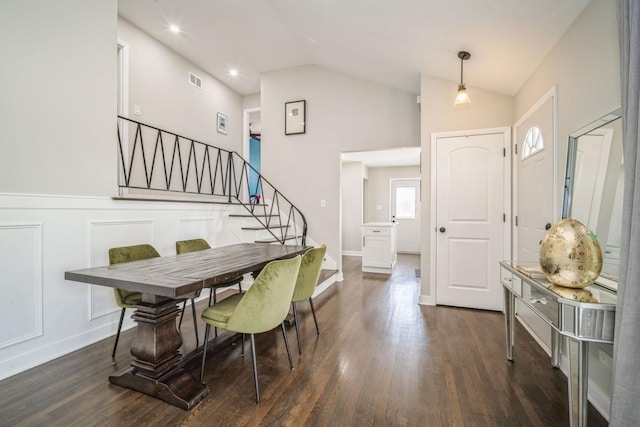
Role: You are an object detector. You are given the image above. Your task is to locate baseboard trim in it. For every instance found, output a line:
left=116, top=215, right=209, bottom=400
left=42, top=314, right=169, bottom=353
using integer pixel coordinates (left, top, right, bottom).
left=313, top=273, right=339, bottom=297
left=418, top=294, right=435, bottom=305
left=342, top=250, right=361, bottom=257
left=0, top=322, right=128, bottom=382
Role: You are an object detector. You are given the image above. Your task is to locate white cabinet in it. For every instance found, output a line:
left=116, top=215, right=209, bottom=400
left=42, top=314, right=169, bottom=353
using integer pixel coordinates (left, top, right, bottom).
left=361, top=222, right=398, bottom=274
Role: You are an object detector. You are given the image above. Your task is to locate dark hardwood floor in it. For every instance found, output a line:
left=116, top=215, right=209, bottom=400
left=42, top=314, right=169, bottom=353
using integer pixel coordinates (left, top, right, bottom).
left=0, top=255, right=607, bottom=426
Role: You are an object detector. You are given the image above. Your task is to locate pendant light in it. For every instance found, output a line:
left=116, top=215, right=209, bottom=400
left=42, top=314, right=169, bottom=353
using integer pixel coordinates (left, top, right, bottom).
left=454, top=51, right=471, bottom=107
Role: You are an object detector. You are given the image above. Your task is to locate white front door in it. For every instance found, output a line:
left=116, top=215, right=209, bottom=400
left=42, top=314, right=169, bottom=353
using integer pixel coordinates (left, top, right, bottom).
left=434, top=130, right=508, bottom=311
left=514, top=90, right=556, bottom=263
left=391, top=178, right=421, bottom=253
left=513, top=88, right=557, bottom=349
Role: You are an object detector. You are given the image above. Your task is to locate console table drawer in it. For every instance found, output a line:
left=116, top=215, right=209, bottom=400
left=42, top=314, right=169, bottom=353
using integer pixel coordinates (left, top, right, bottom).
left=500, top=267, right=522, bottom=297
left=500, top=267, right=512, bottom=287
left=522, top=277, right=559, bottom=327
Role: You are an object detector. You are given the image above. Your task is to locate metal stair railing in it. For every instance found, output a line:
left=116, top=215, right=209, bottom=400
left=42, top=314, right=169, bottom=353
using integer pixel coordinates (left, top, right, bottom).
left=116, top=116, right=307, bottom=245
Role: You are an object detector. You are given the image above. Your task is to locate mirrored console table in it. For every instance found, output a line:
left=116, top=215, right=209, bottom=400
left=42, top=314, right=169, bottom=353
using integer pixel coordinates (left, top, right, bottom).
left=500, top=261, right=616, bottom=427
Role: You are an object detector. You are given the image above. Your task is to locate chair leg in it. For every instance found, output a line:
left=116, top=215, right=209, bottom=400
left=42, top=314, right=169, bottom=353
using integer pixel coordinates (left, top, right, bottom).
left=179, top=300, right=187, bottom=329
left=238, top=282, right=243, bottom=292
left=200, top=324, right=211, bottom=383
left=241, top=334, right=245, bottom=356
left=292, top=302, right=302, bottom=354
left=309, top=297, right=320, bottom=335
left=281, top=322, right=294, bottom=370
left=211, top=290, right=218, bottom=338
left=112, top=308, right=126, bottom=359
left=190, top=298, right=199, bottom=347
left=249, top=333, right=260, bottom=403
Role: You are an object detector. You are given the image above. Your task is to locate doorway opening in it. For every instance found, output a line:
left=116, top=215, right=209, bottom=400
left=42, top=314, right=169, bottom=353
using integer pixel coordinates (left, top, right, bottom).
left=243, top=108, right=261, bottom=198
left=340, top=147, right=422, bottom=260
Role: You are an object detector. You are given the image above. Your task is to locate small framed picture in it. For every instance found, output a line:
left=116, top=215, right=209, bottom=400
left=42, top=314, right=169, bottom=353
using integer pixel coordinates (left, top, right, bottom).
left=285, top=100, right=306, bottom=135
left=217, top=112, right=228, bottom=135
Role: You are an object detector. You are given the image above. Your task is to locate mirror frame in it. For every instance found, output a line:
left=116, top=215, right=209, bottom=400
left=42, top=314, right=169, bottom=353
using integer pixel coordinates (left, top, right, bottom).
left=561, top=107, right=622, bottom=291
left=562, top=107, right=622, bottom=219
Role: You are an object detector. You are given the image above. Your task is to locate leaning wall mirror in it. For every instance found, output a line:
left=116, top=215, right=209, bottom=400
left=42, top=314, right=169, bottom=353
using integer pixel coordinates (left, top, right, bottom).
left=562, top=108, right=623, bottom=290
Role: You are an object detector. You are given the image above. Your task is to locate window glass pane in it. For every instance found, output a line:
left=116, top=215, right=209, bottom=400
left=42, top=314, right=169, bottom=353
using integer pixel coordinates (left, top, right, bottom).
left=522, top=126, right=545, bottom=159
left=395, top=187, right=416, bottom=219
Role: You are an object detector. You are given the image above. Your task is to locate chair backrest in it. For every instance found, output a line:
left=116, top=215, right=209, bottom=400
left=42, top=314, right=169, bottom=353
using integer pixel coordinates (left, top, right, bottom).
left=108, top=244, right=160, bottom=306
left=227, top=255, right=302, bottom=334
left=176, top=238, right=211, bottom=254
left=292, top=245, right=327, bottom=302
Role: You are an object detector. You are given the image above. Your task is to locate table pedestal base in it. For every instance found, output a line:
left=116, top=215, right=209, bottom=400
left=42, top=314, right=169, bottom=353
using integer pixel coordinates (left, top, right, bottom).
left=109, top=367, right=209, bottom=410
left=110, top=296, right=210, bottom=409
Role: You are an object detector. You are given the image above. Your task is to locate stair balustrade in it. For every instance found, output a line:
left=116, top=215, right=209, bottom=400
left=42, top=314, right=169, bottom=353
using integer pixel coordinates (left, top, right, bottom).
left=116, top=116, right=307, bottom=245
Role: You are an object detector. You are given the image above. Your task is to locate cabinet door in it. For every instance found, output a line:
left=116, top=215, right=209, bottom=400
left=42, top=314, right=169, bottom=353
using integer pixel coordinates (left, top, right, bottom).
left=363, top=235, right=392, bottom=267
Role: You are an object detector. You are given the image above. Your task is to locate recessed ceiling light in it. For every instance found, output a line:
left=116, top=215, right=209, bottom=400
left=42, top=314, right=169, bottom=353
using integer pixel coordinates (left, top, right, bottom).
left=169, top=24, right=180, bottom=34
left=229, top=69, right=239, bottom=77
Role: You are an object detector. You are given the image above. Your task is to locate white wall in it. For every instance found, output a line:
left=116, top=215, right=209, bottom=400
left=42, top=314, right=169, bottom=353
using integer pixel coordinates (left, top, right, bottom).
left=341, top=162, right=365, bottom=255
left=243, top=94, right=261, bottom=111
left=0, top=0, right=118, bottom=196
left=118, top=18, right=243, bottom=153
left=261, top=65, right=420, bottom=271
left=366, top=166, right=421, bottom=222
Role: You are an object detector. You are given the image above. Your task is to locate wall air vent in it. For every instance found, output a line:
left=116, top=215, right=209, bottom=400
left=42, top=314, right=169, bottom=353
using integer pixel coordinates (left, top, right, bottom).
left=189, top=72, right=202, bottom=89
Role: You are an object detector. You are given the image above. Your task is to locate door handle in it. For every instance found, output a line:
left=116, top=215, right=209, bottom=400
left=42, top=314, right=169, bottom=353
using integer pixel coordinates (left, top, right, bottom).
left=545, top=223, right=552, bottom=230
left=439, top=227, right=446, bottom=233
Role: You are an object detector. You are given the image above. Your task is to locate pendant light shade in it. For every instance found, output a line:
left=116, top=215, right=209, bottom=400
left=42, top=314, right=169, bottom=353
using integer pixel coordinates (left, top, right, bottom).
left=454, top=51, right=471, bottom=107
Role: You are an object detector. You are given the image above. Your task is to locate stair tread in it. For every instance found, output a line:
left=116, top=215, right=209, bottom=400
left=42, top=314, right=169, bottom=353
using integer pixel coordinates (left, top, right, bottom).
left=254, top=236, right=303, bottom=244
left=242, top=225, right=289, bottom=230
left=229, top=214, right=278, bottom=218
left=319, top=269, right=338, bottom=283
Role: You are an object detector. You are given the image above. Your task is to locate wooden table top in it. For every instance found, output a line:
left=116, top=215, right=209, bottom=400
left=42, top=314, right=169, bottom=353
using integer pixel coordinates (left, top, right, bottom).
left=65, top=243, right=309, bottom=298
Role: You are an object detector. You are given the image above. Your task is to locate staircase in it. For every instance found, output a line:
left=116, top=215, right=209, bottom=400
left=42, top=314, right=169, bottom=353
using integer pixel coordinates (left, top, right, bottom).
left=116, top=116, right=307, bottom=245
left=229, top=211, right=304, bottom=243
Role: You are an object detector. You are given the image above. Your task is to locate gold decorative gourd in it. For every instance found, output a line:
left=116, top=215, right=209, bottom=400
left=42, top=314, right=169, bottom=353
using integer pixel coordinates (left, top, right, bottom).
left=539, top=218, right=603, bottom=289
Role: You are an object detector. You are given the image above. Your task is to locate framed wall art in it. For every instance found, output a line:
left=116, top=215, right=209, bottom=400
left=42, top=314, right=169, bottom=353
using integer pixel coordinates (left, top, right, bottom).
left=217, top=112, right=228, bottom=135
left=285, top=100, right=306, bottom=135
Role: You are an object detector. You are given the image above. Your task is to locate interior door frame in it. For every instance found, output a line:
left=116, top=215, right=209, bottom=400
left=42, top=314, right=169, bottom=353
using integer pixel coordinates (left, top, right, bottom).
left=428, top=127, right=512, bottom=304
left=243, top=107, right=261, bottom=161
left=117, top=39, right=129, bottom=198
left=512, top=85, right=559, bottom=261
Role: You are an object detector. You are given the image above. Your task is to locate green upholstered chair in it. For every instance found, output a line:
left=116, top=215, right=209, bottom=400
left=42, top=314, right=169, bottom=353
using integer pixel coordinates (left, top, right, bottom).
left=108, top=244, right=199, bottom=359
left=176, top=238, right=243, bottom=305
left=291, top=244, right=327, bottom=354
left=200, top=255, right=302, bottom=403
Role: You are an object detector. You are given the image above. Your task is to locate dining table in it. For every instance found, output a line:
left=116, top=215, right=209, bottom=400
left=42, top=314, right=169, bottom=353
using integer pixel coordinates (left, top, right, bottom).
left=65, top=242, right=309, bottom=409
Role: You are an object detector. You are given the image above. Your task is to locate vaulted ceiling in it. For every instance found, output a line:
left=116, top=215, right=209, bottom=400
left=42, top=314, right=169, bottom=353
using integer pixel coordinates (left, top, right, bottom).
left=118, top=0, right=591, bottom=96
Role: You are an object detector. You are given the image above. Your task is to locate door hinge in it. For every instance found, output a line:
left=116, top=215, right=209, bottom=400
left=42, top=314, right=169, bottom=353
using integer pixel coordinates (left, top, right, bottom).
left=503, top=213, right=506, bottom=223
left=503, top=148, right=506, bottom=157
left=514, top=144, right=518, bottom=155
left=515, top=215, right=518, bottom=226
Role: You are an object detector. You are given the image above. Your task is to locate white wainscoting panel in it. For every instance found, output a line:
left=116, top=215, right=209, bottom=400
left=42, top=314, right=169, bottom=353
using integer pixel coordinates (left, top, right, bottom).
left=0, top=223, right=43, bottom=348
left=88, top=220, right=155, bottom=320
left=0, top=193, right=326, bottom=382
left=177, top=216, right=221, bottom=247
